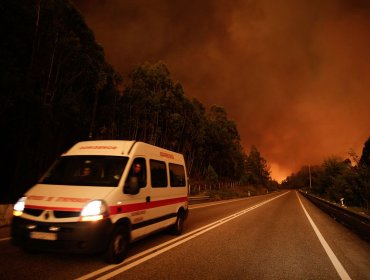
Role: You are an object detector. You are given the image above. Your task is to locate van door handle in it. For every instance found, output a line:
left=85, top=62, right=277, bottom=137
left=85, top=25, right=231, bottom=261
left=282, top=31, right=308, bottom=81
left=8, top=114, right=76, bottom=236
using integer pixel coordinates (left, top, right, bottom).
left=146, top=196, right=151, bottom=203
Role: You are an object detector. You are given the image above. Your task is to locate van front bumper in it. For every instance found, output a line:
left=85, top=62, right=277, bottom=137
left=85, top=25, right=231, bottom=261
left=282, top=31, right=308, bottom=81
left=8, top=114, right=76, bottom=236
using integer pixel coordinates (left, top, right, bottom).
left=11, top=216, right=114, bottom=254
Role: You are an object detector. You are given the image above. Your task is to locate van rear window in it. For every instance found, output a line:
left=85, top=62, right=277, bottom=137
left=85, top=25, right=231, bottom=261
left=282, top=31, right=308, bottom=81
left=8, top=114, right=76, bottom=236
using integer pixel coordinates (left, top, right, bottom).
left=169, top=163, right=186, bottom=187
left=40, top=156, right=128, bottom=187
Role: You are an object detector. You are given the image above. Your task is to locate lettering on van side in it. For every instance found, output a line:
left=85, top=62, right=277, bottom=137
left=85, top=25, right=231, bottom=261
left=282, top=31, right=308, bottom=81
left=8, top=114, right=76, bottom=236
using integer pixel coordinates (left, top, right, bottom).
left=27, top=196, right=90, bottom=203
left=79, top=146, right=117, bottom=150
left=131, top=210, right=146, bottom=216
left=27, top=195, right=46, bottom=200
left=56, top=197, right=91, bottom=203
left=160, top=151, right=174, bottom=159
left=133, top=217, right=144, bottom=223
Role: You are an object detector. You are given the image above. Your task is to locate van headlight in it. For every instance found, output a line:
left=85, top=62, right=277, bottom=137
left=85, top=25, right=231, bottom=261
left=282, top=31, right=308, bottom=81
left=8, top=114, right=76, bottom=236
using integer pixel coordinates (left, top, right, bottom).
left=13, top=197, right=27, bottom=216
left=80, top=200, right=109, bottom=221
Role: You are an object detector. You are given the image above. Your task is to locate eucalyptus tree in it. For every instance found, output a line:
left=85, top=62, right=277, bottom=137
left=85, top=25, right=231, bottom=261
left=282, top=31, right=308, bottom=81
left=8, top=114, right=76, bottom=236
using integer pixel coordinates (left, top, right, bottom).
left=360, top=137, right=370, bottom=167
left=358, top=137, right=370, bottom=209
left=118, top=62, right=184, bottom=145
left=116, top=62, right=209, bottom=178
left=244, top=145, right=271, bottom=187
left=203, top=105, right=245, bottom=180
left=318, top=157, right=352, bottom=201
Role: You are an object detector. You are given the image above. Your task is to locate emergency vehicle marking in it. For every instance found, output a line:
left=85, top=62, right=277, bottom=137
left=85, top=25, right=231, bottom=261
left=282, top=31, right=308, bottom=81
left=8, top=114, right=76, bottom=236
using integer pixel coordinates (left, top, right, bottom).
left=79, top=145, right=117, bottom=150
left=131, top=210, right=146, bottom=216
left=133, top=217, right=144, bottom=223
left=27, top=195, right=46, bottom=201
left=27, top=196, right=90, bottom=203
left=24, top=204, right=82, bottom=212
left=160, top=151, right=175, bottom=159
left=56, top=197, right=91, bottom=203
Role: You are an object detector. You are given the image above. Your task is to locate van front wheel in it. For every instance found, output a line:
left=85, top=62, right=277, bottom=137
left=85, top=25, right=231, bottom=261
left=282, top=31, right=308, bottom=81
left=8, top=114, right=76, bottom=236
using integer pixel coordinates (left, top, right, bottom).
left=104, top=226, right=129, bottom=264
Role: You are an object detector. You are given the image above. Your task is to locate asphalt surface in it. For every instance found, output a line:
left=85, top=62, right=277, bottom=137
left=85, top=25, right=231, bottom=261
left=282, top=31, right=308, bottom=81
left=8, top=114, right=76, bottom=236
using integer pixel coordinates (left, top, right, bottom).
left=1, top=191, right=369, bottom=280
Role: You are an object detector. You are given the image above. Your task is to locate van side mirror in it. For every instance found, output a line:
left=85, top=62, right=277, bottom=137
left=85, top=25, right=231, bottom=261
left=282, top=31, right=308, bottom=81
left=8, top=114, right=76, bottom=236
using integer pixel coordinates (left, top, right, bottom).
left=124, top=177, right=140, bottom=195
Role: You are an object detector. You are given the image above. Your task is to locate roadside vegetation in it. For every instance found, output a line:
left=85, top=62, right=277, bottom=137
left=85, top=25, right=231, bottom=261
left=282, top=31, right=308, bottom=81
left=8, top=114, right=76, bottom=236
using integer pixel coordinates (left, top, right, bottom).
left=206, top=185, right=274, bottom=201
left=281, top=138, right=370, bottom=212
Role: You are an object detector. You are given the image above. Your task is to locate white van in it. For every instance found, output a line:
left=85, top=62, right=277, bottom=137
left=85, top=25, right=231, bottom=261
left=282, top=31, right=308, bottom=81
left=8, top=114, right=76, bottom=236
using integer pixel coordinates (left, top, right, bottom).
left=11, top=140, right=189, bottom=263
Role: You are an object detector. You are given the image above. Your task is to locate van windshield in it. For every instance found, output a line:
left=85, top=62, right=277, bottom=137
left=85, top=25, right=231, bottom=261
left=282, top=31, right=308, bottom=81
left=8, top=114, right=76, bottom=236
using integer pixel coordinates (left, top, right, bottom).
left=40, top=156, right=129, bottom=187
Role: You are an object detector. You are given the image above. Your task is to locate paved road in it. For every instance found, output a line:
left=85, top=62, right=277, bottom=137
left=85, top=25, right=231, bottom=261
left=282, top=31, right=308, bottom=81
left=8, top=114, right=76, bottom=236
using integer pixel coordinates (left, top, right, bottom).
left=1, top=191, right=369, bottom=279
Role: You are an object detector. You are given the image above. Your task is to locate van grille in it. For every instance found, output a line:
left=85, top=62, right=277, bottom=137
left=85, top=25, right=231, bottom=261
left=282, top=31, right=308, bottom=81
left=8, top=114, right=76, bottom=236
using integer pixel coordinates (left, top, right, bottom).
left=23, top=208, right=80, bottom=218
left=53, top=211, right=80, bottom=218
left=24, top=208, right=43, bottom=217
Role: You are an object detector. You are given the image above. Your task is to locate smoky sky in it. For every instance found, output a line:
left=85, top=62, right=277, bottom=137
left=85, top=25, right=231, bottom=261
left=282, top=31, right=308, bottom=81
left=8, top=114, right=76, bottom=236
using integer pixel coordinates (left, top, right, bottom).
left=73, top=0, right=370, bottom=181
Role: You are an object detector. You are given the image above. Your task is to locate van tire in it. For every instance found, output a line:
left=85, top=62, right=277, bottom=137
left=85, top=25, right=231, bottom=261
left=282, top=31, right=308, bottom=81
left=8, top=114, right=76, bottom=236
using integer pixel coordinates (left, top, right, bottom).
left=104, top=225, right=129, bottom=264
left=171, top=211, right=184, bottom=235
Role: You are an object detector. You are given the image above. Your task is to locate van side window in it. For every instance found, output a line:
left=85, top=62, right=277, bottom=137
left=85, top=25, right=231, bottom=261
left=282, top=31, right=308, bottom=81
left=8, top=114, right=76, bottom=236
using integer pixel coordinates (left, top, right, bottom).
left=169, top=163, right=186, bottom=187
left=150, top=160, right=167, bottom=188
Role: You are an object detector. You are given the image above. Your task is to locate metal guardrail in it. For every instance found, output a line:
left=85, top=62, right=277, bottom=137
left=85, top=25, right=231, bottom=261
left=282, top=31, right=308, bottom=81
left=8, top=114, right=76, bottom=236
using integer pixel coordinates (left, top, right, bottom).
left=188, top=195, right=211, bottom=204
left=300, top=191, right=370, bottom=243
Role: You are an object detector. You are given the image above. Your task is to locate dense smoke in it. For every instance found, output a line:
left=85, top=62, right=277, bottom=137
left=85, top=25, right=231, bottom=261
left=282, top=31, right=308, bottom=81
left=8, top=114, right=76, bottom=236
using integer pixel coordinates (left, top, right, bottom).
left=73, top=0, right=370, bottom=181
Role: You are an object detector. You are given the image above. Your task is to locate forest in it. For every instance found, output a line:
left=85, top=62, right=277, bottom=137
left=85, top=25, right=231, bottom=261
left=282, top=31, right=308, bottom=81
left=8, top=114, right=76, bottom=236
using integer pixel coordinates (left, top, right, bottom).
left=1, top=0, right=272, bottom=202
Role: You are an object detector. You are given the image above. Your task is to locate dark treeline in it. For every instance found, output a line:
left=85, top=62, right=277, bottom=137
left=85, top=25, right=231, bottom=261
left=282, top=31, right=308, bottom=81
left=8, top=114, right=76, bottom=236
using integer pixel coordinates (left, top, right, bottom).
left=1, top=0, right=273, bottom=203
left=281, top=138, right=370, bottom=210
left=1, top=0, right=121, bottom=202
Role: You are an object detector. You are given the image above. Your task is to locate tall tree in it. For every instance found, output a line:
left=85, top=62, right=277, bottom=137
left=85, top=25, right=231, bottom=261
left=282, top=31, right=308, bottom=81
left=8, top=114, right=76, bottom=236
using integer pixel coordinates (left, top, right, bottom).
left=360, top=137, right=370, bottom=167
left=116, top=62, right=209, bottom=178
left=318, top=157, right=352, bottom=202
left=117, top=62, right=185, bottom=146
left=203, top=105, right=245, bottom=179
left=245, top=145, right=270, bottom=186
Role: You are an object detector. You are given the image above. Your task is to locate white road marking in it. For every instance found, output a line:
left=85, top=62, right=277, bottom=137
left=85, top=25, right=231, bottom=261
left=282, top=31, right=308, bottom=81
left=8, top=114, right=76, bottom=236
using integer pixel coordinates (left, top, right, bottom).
left=296, top=192, right=352, bottom=280
left=189, top=196, right=252, bottom=209
left=76, top=192, right=289, bottom=280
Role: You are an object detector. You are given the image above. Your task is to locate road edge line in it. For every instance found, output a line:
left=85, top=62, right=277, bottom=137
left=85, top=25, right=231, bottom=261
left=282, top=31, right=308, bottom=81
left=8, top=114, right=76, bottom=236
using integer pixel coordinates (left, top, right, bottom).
left=296, top=191, right=351, bottom=280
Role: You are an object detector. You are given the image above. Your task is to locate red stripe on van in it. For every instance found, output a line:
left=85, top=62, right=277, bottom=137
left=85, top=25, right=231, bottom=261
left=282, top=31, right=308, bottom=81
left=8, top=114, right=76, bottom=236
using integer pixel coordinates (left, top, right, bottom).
left=110, top=196, right=188, bottom=215
left=24, top=196, right=188, bottom=215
